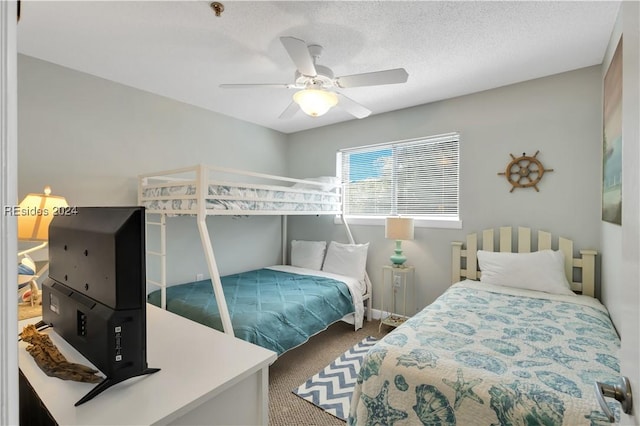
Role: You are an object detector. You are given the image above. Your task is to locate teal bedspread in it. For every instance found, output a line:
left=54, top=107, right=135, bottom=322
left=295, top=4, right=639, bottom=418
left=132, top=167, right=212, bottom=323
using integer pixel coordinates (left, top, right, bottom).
left=147, top=268, right=355, bottom=355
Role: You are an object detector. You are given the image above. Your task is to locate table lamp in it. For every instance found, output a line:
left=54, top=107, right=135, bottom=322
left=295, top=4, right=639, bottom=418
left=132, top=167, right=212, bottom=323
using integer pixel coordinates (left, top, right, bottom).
left=17, top=186, right=69, bottom=304
left=385, top=217, right=414, bottom=267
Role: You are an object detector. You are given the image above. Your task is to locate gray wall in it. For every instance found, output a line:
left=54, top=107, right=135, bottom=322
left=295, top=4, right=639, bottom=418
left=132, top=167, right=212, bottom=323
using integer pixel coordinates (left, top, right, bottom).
left=18, top=55, right=606, bottom=316
left=287, top=66, right=603, bottom=313
left=18, top=55, right=289, bottom=283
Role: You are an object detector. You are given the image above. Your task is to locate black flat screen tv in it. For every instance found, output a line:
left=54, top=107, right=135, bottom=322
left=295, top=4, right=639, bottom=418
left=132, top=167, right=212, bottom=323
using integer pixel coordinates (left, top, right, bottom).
left=41, top=206, right=159, bottom=406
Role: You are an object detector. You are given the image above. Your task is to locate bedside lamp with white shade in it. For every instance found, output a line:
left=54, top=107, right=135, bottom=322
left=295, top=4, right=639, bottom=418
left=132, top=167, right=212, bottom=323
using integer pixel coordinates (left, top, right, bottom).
left=385, top=217, right=414, bottom=267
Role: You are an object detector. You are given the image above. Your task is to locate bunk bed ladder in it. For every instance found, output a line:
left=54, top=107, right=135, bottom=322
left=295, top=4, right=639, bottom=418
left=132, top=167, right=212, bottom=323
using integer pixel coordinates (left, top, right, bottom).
left=145, top=213, right=167, bottom=309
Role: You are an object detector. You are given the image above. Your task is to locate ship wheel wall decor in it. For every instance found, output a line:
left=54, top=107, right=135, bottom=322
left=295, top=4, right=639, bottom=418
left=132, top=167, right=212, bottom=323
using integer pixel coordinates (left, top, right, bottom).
left=498, top=151, right=553, bottom=192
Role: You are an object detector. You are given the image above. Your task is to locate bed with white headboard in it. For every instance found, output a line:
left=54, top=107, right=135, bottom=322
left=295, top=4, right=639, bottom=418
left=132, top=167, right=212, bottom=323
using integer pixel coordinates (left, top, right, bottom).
left=451, top=225, right=597, bottom=296
left=349, top=226, right=620, bottom=426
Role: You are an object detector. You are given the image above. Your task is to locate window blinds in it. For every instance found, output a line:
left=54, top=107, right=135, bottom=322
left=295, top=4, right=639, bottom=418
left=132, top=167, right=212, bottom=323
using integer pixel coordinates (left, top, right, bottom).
left=338, top=133, right=459, bottom=219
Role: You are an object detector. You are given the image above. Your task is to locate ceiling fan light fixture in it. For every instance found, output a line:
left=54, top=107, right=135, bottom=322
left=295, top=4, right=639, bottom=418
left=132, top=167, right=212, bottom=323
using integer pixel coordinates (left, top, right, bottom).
left=293, top=89, right=338, bottom=117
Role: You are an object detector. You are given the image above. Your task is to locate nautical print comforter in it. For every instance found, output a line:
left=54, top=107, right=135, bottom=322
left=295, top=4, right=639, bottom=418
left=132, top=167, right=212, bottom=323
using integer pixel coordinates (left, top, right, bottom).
left=349, top=280, right=621, bottom=425
left=142, top=183, right=341, bottom=213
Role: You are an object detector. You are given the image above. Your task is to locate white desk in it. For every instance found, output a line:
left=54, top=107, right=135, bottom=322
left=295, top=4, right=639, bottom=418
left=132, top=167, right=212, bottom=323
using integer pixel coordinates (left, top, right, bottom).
left=18, top=304, right=278, bottom=425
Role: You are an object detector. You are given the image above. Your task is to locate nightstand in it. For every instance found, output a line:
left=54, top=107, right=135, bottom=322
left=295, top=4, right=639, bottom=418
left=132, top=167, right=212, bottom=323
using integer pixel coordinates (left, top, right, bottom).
left=379, top=265, right=415, bottom=331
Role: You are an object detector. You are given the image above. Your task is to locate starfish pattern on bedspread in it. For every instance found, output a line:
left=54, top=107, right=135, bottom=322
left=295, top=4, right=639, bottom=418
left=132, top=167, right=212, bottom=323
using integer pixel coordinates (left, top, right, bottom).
left=527, top=345, right=586, bottom=369
left=442, top=368, right=484, bottom=410
left=360, top=381, right=408, bottom=426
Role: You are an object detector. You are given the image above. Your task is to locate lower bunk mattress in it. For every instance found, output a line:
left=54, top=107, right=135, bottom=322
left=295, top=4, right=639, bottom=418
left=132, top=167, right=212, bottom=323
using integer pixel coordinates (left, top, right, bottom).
left=349, top=280, right=621, bottom=425
left=147, top=266, right=360, bottom=355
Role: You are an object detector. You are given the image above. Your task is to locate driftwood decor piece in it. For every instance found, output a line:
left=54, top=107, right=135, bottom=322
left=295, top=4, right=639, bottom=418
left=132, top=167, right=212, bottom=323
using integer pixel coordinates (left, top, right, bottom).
left=20, top=325, right=103, bottom=383
left=498, top=151, right=553, bottom=192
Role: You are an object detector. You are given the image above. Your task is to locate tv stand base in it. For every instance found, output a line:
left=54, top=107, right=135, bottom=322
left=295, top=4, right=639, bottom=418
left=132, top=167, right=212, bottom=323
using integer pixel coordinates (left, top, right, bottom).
left=75, top=367, right=161, bottom=406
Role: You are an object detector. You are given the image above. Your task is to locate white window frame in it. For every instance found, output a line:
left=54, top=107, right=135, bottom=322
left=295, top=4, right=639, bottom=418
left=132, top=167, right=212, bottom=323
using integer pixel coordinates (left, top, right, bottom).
left=335, top=133, right=462, bottom=229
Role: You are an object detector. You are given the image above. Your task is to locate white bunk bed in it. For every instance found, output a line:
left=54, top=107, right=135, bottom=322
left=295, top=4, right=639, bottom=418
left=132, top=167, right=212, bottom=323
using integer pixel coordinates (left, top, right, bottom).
left=138, top=164, right=372, bottom=350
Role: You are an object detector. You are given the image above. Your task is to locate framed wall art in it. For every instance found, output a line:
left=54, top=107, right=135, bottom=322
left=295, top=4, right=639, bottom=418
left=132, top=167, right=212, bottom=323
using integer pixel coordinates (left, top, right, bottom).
left=602, top=36, right=623, bottom=225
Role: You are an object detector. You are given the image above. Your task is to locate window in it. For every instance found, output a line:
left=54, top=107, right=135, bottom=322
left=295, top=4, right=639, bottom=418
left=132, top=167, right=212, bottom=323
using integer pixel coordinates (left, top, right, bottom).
left=337, top=133, right=460, bottom=227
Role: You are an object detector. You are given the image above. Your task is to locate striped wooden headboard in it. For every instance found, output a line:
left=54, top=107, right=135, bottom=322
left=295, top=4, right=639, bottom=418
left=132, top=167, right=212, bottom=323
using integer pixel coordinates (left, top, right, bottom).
left=451, top=226, right=597, bottom=297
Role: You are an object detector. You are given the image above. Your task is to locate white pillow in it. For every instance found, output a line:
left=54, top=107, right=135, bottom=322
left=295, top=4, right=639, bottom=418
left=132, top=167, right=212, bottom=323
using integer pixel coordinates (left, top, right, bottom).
left=291, top=240, right=327, bottom=270
left=292, top=176, right=341, bottom=192
left=477, top=249, right=575, bottom=296
left=322, top=241, right=369, bottom=281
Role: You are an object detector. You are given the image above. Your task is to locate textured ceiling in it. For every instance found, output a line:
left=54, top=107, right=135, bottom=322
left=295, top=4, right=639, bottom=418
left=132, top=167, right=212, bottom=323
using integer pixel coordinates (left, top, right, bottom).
left=17, top=1, right=620, bottom=134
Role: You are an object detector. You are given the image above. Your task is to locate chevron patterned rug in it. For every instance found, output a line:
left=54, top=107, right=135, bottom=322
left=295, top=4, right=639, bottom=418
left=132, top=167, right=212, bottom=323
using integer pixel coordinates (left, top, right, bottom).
left=292, top=336, right=378, bottom=421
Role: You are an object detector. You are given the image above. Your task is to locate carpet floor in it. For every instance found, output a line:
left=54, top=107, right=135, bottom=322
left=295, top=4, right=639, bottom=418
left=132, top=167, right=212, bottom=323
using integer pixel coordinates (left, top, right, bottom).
left=269, top=319, right=388, bottom=425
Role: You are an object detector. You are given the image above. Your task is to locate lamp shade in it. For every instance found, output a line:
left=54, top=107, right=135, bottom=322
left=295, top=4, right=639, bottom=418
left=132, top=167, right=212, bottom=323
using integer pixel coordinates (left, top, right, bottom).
left=385, top=217, right=414, bottom=241
left=18, top=186, right=69, bottom=241
left=293, top=89, right=338, bottom=117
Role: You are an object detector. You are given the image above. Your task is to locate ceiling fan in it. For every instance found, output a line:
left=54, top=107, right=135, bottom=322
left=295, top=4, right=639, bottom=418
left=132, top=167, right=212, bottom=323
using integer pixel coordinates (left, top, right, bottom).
left=220, top=36, right=409, bottom=119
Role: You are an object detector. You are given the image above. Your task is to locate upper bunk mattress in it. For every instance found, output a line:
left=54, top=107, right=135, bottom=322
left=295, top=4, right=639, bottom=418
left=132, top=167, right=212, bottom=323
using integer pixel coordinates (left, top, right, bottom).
left=349, top=280, right=621, bottom=425
left=142, top=183, right=341, bottom=213
left=147, top=267, right=356, bottom=355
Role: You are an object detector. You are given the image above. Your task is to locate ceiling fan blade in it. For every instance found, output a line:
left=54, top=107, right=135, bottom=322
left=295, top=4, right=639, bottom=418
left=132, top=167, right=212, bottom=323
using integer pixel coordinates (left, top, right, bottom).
left=280, top=36, right=317, bottom=77
left=219, top=83, right=292, bottom=89
left=279, top=101, right=300, bottom=119
left=336, top=93, right=371, bottom=119
left=335, top=68, right=409, bottom=88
